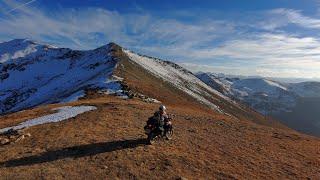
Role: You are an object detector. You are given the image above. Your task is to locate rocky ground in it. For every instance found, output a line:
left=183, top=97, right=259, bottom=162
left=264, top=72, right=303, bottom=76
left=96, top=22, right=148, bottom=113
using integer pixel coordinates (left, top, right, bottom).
left=0, top=95, right=319, bottom=179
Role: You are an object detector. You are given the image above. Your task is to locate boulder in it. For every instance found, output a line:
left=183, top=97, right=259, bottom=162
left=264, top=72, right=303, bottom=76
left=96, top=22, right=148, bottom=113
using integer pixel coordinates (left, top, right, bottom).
left=0, top=138, right=10, bottom=145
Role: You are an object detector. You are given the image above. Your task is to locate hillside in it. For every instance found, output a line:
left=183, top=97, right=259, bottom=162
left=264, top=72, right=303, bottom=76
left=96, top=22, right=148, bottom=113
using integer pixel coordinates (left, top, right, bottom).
left=0, top=96, right=319, bottom=179
left=0, top=40, right=319, bottom=179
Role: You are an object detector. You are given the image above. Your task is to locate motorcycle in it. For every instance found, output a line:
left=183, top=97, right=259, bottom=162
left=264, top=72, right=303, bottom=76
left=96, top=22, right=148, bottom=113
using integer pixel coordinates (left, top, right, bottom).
left=144, top=117, right=173, bottom=145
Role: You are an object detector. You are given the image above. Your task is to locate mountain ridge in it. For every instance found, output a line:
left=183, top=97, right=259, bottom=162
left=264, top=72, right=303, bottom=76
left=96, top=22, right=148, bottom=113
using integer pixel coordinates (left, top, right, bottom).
left=1, top=39, right=276, bottom=129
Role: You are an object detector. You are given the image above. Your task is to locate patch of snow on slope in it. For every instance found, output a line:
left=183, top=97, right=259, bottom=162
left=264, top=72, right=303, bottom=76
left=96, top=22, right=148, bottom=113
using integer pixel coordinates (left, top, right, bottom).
left=124, top=50, right=229, bottom=112
left=264, top=79, right=287, bottom=91
left=0, top=106, right=97, bottom=133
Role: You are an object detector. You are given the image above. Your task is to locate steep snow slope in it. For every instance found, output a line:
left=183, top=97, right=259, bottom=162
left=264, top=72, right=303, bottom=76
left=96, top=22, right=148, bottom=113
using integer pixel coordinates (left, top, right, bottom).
left=0, top=39, right=122, bottom=114
left=124, top=50, right=229, bottom=112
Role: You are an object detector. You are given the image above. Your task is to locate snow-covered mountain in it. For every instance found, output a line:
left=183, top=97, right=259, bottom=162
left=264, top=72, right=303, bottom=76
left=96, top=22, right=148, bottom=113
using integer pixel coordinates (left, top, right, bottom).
left=197, top=72, right=320, bottom=136
left=0, top=39, right=123, bottom=114
left=196, top=72, right=320, bottom=114
left=1, top=39, right=236, bottom=115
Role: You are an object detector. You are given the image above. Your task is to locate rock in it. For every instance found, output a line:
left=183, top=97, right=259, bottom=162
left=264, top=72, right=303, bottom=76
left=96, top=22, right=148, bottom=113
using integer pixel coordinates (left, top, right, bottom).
left=14, top=133, right=31, bottom=143
left=0, top=138, right=10, bottom=145
left=15, top=135, right=25, bottom=142
left=1, top=129, right=22, bottom=136
left=143, top=97, right=161, bottom=103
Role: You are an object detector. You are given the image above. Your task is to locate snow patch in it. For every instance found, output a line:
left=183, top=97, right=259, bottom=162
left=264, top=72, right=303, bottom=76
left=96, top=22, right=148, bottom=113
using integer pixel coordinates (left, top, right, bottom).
left=0, top=106, right=97, bottom=133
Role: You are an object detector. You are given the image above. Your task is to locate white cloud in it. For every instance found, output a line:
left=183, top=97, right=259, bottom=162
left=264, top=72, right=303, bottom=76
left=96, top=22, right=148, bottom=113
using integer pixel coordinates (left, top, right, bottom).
left=0, top=1, right=233, bottom=50
left=204, top=33, right=320, bottom=60
left=181, top=62, right=320, bottom=79
left=180, top=62, right=251, bottom=75
left=268, top=8, right=320, bottom=29
left=178, top=33, right=320, bottom=78
left=0, top=1, right=129, bottom=48
left=6, top=0, right=36, bottom=14
left=0, top=1, right=319, bottom=79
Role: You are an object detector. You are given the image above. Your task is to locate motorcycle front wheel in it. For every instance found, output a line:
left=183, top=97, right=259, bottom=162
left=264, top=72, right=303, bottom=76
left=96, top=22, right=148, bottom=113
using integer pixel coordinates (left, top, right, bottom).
left=165, top=128, right=173, bottom=140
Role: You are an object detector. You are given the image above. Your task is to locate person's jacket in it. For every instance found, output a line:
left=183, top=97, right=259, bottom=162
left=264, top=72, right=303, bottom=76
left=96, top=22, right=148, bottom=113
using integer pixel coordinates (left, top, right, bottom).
left=152, top=111, right=168, bottom=128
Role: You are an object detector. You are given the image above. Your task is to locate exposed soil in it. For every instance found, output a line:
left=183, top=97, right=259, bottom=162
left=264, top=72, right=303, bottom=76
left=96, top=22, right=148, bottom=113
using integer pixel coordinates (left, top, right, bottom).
left=0, top=95, right=319, bottom=179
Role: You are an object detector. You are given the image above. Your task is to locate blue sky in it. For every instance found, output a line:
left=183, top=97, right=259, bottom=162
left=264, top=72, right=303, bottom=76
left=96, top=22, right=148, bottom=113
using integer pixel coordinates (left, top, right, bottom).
left=0, top=0, right=320, bottom=79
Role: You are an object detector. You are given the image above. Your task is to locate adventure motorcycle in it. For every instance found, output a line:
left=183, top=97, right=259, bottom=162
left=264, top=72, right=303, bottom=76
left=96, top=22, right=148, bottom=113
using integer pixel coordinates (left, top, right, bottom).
left=144, top=117, right=173, bottom=144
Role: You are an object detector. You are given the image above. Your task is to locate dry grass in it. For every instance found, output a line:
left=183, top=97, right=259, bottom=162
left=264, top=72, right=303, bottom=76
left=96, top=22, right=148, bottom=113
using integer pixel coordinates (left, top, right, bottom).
left=0, top=96, right=319, bottom=179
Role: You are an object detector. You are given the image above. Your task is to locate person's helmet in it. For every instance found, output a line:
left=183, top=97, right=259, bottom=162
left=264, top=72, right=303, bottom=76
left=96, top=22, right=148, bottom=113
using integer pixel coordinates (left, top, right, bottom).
left=159, top=105, right=166, bottom=111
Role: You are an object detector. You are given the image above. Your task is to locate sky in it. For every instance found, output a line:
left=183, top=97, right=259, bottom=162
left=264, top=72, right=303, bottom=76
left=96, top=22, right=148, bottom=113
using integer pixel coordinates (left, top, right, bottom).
left=0, top=0, right=320, bottom=80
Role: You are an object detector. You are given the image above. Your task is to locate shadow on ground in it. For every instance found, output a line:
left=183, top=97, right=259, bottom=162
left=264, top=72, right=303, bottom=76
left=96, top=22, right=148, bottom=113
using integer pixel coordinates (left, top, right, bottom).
left=1, top=138, right=147, bottom=168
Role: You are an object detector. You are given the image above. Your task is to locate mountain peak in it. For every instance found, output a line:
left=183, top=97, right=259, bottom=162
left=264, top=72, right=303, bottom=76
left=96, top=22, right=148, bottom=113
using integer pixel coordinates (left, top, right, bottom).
left=107, top=42, right=121, bottom=47
left=1, top=38, right=37, bottom=47
left=0, top=39, right=57, bottom=50
left=94, top=42, right=122, bottom=51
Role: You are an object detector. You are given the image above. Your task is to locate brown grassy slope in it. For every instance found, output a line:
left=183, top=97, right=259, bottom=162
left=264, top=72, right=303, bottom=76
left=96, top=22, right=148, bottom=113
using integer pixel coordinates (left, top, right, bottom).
left=0, top=95, right=319, bottom=179
left=111, top=44, right=286, bottom=129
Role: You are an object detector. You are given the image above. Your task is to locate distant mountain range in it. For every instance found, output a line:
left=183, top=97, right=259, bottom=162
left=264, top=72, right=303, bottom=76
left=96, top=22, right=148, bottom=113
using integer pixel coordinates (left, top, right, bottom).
left=196, top=73, right=320, bottom=83
left=197, top=72, right=320, bottom=136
